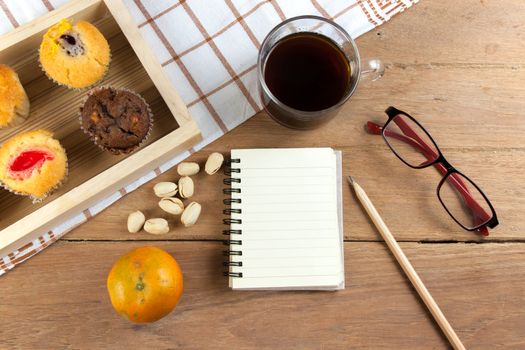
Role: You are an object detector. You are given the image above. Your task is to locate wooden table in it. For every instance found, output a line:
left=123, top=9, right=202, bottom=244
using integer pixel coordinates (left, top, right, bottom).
left=2, top=1, right=524, bottom=348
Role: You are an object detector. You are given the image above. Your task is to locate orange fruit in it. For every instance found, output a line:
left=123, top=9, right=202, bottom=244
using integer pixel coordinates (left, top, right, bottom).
left=107, top=246, right=183, bottom=323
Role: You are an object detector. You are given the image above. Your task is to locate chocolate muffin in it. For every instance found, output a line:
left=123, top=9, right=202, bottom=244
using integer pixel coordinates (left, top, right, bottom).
left=80, top=87, right=152, bottom=155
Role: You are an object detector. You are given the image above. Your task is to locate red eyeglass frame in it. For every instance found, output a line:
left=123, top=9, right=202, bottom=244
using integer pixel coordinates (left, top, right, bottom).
left=366, top=106, right=499, bottom=236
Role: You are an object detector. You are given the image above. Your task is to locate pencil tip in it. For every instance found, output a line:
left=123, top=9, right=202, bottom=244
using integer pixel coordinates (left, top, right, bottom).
left=347, top=176, right=354, bottom=185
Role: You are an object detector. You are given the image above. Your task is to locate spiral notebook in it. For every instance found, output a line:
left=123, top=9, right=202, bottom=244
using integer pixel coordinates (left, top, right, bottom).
left=223, top=148, right=345, bottom=290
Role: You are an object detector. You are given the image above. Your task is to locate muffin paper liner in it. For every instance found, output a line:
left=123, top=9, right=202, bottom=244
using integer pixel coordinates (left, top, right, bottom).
left=0, top=148, right=69, bottom=204
left=78, top=86, right=154, bottom=155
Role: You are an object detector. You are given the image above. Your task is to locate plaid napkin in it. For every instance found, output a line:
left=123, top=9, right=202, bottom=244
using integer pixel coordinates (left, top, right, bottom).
left=0, top=0, right=418, bottom=275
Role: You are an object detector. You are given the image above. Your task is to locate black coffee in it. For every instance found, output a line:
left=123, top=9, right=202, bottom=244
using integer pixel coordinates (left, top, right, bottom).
left=264, top=32, right=351, bottom=112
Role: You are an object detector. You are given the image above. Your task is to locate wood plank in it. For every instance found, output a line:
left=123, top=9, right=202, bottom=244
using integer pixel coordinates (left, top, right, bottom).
left=65, top=140, right=523, bottom=242
left=1, top=1, right=524, bottom=349
left=226, top=66, right=525, bottom=150
left=359, top=0, right=525, bottom=65
left=1, top=241, right=523, bottom=349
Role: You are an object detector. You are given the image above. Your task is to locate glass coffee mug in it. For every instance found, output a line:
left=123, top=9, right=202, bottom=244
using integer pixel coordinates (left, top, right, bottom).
left=257, top=15, right=384, bottom=129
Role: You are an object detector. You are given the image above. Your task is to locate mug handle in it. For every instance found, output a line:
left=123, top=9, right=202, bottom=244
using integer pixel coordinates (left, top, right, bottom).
left=360, top=58, right=384, bottom=81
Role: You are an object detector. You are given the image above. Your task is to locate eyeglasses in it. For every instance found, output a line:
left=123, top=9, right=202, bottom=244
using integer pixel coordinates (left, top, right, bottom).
left=366, top=106, right=499, bottom=236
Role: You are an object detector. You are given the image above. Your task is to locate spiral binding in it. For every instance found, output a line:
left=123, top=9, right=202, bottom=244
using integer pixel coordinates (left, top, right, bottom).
left=223, top=158, right=243, bottom=279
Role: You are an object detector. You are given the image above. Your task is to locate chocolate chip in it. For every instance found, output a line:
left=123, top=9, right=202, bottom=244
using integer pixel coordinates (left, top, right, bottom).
left=60, top=34, right=76, bottom=45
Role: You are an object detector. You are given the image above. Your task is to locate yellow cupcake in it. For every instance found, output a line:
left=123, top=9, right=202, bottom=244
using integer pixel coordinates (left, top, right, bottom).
left=39, top=19, right=110, bottom=89
left=0, top=64, right=30, bottom=128
left=0, top=130, right=68, bottom=202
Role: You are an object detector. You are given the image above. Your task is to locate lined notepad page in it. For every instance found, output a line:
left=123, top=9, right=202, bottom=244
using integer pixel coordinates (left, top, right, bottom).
left=228, top=148, right=344, bottom=290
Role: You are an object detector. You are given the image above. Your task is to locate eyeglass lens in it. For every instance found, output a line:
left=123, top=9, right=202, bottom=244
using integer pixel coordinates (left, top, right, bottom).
left=383, top=114, right=439, bottom=168
left=438, top=172, right=493, bottom=230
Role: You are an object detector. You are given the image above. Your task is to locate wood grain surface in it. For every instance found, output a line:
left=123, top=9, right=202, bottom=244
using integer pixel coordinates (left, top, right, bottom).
left=2, top=0, right=524, bottom=349
left=1, top=242, right=523, bottom=349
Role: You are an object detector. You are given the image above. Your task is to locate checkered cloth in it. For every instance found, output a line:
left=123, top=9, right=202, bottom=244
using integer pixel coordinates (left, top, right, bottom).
left=0, top=0, right=418, bottom=275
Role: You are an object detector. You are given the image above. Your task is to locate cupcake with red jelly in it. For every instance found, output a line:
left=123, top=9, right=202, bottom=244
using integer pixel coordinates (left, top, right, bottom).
left=0, top=130, right=68, bottom=202
left=80, top=86, right=152, bottom=155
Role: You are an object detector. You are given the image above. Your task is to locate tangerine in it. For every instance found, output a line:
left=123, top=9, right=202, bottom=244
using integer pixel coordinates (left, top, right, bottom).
left=107, top=246, right=183, bottom=323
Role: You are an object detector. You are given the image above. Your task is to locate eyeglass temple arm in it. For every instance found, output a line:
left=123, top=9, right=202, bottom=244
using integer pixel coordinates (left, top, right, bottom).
left=367, top=121, right=490, bottom=235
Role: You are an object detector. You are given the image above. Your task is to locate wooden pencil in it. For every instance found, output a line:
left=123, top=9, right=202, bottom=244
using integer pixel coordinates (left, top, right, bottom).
left=347, top=176, right=465, bottom=350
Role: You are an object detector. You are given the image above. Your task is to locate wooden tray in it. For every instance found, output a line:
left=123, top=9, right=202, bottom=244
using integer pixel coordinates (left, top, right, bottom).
left=0, top=0, right=201, bottom=256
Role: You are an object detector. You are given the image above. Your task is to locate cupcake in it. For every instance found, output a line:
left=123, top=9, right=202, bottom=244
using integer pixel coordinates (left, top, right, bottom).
left=0, top=130, right=68, bottom=202
left=39, top=19, right=110, bottom=89
left=0, top=64, right=30, bottom=129
left=80, top=87, right=152, bottom=155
